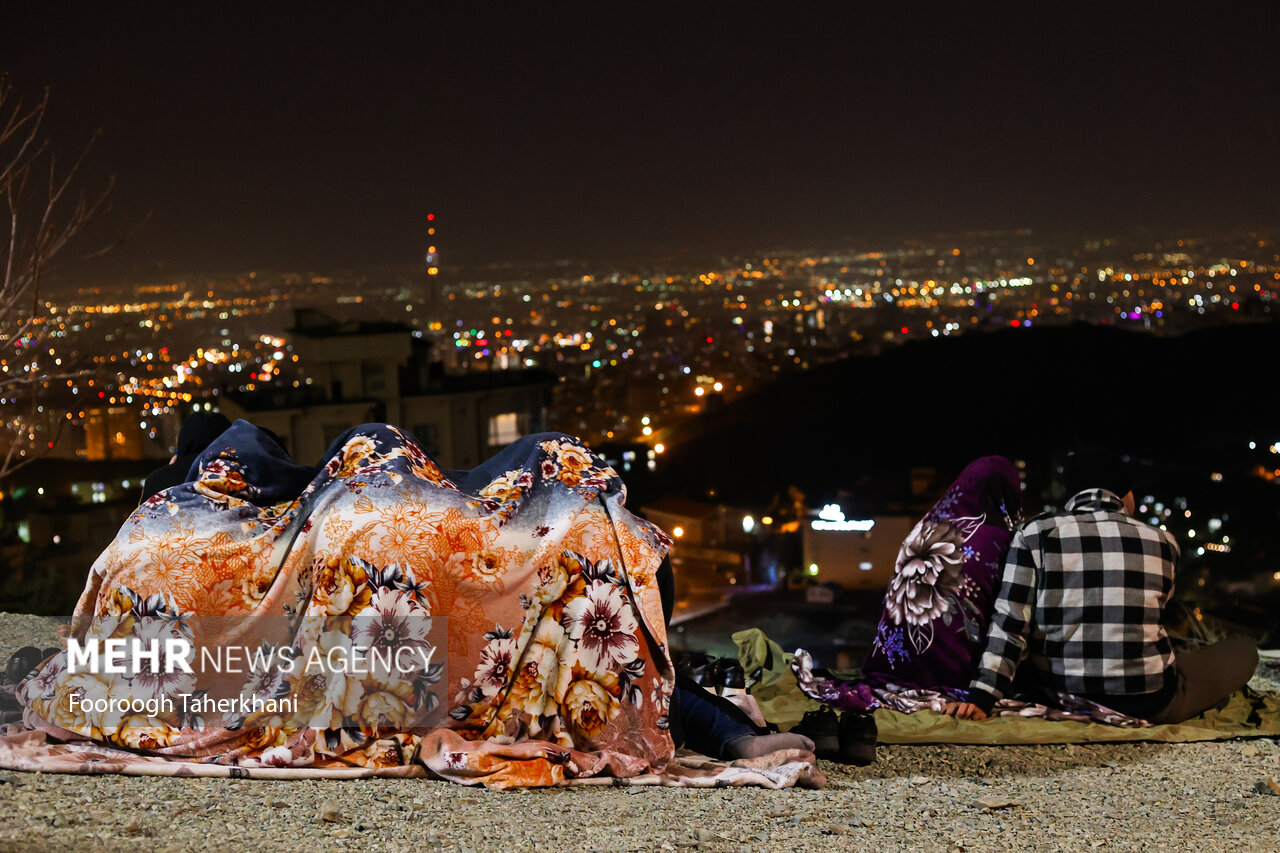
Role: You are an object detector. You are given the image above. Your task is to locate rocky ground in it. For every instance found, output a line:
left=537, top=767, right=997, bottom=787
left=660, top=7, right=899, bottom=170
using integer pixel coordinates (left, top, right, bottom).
left=1, top=612, right=1277, bottom=852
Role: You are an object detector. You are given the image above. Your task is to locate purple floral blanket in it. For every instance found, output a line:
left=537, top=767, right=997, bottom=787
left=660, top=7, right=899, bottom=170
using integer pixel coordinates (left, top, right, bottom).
left=861, top=456, right=1023, bottom=696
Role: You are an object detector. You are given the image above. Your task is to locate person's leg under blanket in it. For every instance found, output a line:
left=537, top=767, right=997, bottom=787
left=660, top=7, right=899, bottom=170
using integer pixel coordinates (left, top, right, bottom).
left=1151, top=636, right=1260, bottom=724
left=656, top=554, right=814, bottom=760
left=673, top=677, right=814, bottom=759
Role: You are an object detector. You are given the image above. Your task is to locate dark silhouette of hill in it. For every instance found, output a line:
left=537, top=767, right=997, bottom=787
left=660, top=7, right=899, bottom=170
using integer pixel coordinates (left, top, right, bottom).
left=656, top=321, right=1280, bottom=504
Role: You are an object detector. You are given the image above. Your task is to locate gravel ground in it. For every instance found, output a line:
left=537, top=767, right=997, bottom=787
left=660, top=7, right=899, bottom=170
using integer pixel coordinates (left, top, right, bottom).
left=1, top=612, right=1278, bottom=852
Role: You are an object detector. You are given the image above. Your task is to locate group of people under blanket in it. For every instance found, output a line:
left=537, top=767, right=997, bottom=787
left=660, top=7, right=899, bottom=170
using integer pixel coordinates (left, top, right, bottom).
left=132, top=413, right=814, bottom=762
left=146, top=415, right=1257, bottom=737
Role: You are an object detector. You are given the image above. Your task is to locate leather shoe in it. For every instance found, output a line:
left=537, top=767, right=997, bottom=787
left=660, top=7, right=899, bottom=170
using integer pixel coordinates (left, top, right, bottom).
left=713, top=659, right=746, bottom=696
left=791, top=707, right=839, bottom=760
left=838, top=710, right=877, bottom=766
left=5, top=647, right=44, bottom=684
left=674, top=651, right=714, bottom=687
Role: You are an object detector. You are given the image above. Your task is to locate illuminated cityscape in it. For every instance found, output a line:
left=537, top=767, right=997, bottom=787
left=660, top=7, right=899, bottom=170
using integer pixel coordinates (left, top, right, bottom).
left=0, top=225, right=1274, bottom=621
left=10, top=227, right=1275, bottom=458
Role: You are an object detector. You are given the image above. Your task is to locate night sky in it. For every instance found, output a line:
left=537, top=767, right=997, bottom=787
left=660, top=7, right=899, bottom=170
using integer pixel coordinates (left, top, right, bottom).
left=3, top=4, right=1276, bottom=278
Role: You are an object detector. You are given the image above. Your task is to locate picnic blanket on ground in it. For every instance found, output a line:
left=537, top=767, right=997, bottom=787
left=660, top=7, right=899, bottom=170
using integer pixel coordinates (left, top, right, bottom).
left=867, top=687, right=1280, bottom=745
left=0, top=422, right=821, bottom=789
left=732, top=628, right=819, bottom=731
left=733, top=628, right=1279, bottom=746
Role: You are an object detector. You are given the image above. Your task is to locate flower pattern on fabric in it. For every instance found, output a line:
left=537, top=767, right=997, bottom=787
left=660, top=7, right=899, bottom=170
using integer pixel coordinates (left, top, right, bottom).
left=474, top=630, right=518, bottom=697
left=885, top=520, right=966, bottom=628
left=505, top=619, right=565, bottom=724
left=928, top=487, right=961, bottom=522
left=47, top=671, right=113, bottom=739
left=122, top=616, right=197, bottom=702
left=350, top=587, right=433, bottom=680
left=562, top=678, right=620, bottom=740
left=536, top=438, right=618, bottom=496
left=874, top=623, right=909, bottom=667
left=564, top=580, right=639, bottom=672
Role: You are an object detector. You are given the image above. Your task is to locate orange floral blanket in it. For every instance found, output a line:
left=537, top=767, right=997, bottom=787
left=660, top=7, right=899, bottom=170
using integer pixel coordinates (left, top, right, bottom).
left=0, top=422, right=818, bottom=788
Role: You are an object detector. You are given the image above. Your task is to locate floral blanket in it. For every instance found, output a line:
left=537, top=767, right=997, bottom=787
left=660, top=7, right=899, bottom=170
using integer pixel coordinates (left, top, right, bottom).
left=0, top=421, right=819, bottom=789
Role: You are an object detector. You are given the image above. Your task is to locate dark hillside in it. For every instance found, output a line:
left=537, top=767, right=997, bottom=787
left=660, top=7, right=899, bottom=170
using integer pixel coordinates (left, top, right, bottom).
left=656, top=322, right=1280, bottom=503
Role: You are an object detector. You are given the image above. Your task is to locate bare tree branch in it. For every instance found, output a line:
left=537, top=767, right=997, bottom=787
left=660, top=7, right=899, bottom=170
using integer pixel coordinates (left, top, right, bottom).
left=0, top=76, right=118, bottom=481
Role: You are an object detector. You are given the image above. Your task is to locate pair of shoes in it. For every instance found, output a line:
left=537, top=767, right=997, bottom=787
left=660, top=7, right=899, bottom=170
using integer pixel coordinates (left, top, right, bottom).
left=674, top=652, right=747, bottom=696
left=791, top=707, right=878, bottom=765
left=4, top=646, right=53, bottom=685
left=837, top=710, right=877, bottom=766
left=791, top=707, right=839, bottom=760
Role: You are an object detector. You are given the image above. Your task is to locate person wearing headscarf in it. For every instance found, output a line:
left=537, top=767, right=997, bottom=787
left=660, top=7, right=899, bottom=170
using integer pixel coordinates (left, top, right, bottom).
left=139, top=411, right=232, bottom=501
left=861, top=455, right=1023, bottom=693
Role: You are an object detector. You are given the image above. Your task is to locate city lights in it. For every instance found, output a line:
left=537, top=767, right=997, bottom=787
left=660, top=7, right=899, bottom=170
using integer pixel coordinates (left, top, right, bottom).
left=4, top=226, right=1275, bottom=564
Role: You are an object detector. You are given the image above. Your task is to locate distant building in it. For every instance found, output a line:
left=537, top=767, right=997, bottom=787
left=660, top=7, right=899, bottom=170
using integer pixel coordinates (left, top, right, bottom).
left=0, top=460, right=155, bottom=614
left=642, top=496, right=754, bottom=595
left=82, top=406, right=153, bottom=461
left=639, top=495, right=920, bottom=596
left=220, top=310, right=554, bottom=468
left=801, top=502, right=916, bottom=591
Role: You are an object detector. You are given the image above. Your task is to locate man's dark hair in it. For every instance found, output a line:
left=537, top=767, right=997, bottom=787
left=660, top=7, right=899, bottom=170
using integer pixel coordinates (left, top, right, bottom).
left=1062, top=446, right=1133, bottom=499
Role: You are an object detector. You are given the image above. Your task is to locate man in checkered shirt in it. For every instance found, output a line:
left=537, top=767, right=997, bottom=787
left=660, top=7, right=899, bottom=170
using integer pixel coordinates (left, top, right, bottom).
left=945, top=449, right=1258, bottom=723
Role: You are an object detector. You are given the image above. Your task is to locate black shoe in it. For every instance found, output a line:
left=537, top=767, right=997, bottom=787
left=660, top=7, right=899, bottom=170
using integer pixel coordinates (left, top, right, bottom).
left=712, top=659, right=746, bottom=695
left=4, top=647, right=44, bottom=685
left=837, top=710, right=877, bottom=766
left=674, top=651, right=714, bottom=687
left=792, top=707, right=839, bottom=760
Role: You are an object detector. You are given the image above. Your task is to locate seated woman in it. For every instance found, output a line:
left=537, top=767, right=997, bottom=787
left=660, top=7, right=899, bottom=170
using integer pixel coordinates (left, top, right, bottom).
left=139, top=411, right=232, bottom=502
left=9, top=420, right=811, bottom=786
left=795, top=456, right=1023, bottom=711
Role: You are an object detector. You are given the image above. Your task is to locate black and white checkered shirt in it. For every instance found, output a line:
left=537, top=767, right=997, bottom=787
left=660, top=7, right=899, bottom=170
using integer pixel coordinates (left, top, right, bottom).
left=969, top=488, right=1179, bottom=714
